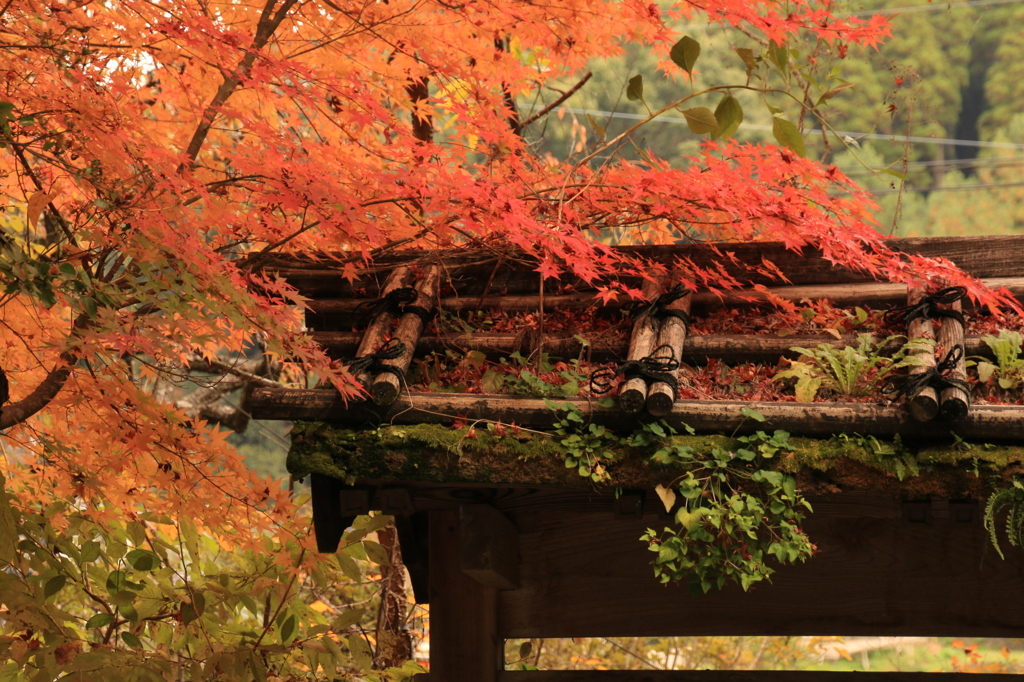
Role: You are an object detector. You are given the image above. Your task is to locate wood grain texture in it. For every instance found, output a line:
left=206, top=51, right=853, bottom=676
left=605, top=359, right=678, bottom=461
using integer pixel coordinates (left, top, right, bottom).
left=271, top=235, right=1024, bottom=299
left=498, top=672, right=1013, bottom=681
left=905, top=287, right=939, bottom=422
left=250, top=389, right=1024, bottom=442
left=496, top=508, right=1024, bottom=638
left=460, top=504, right=520, bottom=590
left=371, top=265, right=440, bottom=406
left=937, top=300, right=969, bottom=421
left=430, top=510, right=501, bottom=681
left=647, top=293, right=691, bottom=417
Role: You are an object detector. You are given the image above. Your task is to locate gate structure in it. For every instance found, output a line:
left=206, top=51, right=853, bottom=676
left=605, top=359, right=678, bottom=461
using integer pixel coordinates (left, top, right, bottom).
left=249, top=235, right=1024, bottom=680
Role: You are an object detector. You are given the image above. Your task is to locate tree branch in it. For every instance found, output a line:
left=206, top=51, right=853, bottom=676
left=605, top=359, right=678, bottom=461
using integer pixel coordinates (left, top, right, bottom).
left=180, top=0, right=299, bottom=167
left=0, top=315, right=89, bottom=431
left=520, top=71, right=592, bottom=128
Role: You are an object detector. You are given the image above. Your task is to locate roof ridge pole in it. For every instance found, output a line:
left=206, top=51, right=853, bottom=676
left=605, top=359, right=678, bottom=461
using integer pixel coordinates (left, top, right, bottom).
left=906, top=285, right=940, bottom=422
left=646, top=289, right=692, bottom=417
left=353, top=266, right=412, bottom=394
left=618, top=278, right=664, bottom=414
left=372, top=265, right=441, bottom=406
left=938, top=296, right=969, bottom=420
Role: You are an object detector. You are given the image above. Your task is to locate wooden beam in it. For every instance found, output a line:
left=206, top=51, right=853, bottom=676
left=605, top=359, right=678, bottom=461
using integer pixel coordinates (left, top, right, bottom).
left=460, top=504, right=520, bottom=589
left=305, top=277, right=1024, bottom=330
left=269, top=235, right=1024, bottom=298
left=496, top=506, right=1024, bottom=638
left=310, top=331, right=1003, bottom=366
left=250, top=388, right=1024, bottom=442
left=498, top=672, right=1012, bottom=681
left=429, top=510, right=501, bottom=681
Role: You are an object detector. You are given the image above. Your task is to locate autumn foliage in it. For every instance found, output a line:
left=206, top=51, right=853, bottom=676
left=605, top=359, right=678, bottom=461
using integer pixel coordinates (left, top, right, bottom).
left=0, top=0, right=1015, bottom=678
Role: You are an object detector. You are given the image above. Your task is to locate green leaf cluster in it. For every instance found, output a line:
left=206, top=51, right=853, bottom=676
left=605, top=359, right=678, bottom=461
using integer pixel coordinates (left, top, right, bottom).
left=641, top=426, right=813, bottom=593
left=973, top=330, right=1024, bottom=391
left=774, top=333, right=930, bottom=401
left=0, top=473, right=421, bottom=681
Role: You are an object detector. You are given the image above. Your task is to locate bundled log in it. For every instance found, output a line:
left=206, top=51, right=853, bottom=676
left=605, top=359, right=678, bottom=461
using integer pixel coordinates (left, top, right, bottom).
left=903, top=286, right=940, bottom=422
left=352, top=267, right=412, bottom=390
left=646, top=291, right=691, bottom=417
left=617, top=280, right=662, bottom=413
left=937, top=296, right=969, bottom=420
left=371, top=266, right=441, bottom=406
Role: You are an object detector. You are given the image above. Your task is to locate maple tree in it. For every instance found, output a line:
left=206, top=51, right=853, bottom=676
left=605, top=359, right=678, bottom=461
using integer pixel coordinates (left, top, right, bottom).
left=0, top=0, right=1018, bottom=678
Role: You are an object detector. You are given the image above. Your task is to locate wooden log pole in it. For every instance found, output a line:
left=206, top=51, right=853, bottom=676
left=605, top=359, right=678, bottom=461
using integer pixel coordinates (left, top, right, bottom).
left=618, top=279, right=663, bottom=414
left=938, top=297, right=969, bottom=420
left=306, top=276, right=1024, bottom=322
left=646, top=291, right=692, bottom=417
left=313, top=331, right=1001, bottom=366
left=905, top=286, right=939, bottom=422
left=371, top=265, right=440, bottom=406
left=352, top=267, right=411, bottom=391
left=251, top=388, right=1024, bottom=442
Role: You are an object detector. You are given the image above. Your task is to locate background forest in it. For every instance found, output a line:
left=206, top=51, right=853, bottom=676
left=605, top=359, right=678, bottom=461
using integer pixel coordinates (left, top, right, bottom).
left=526, top=0, right=1024, bottom=239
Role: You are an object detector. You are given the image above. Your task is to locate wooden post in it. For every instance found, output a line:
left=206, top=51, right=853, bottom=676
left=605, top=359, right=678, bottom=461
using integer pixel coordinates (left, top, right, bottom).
left=905, top=286, right=939, bottom=422
left=353, top=266, right=411, bottom=390
left=372, top=265, right=440, bottom=406
left=646, top=291, right=691, bottom=417
left=618, top=279, right=662, bottom=414
left=460, top=504, right=520, bottom=589
left=427, top=510, right=500, bottom=682
left=937, top=298, right=969, bottom=420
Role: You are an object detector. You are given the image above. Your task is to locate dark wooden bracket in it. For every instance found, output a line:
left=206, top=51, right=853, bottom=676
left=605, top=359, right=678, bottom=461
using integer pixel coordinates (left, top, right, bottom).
left=460, top=504, right=520, bottom=590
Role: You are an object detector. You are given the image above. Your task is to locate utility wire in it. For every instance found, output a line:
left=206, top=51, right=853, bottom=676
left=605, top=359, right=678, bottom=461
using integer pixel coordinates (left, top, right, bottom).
left=519, top=103, right=1024, bottom=151
left=842, top=0, right=1024, bottom=17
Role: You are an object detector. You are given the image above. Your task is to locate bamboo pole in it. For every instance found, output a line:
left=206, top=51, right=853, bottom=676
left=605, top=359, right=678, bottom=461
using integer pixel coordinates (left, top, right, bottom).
left=937, top=298, right=969, bottom=420
left=646, top=292, right=691, bottom=417
left=905, top=286, right=939, bottom=422
left=618, top=279, right=662, bottom=414
left=371, top=265, right=441, bottom=406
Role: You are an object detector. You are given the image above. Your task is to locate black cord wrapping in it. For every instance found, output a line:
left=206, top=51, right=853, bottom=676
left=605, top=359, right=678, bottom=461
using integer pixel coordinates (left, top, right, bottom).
left=589, top=345, right=680, bottom=399
left=638, top=285, right=692, bottom=327
left=881, top=344, right=970, bottom=403
left=402, top=304, right=436, bottom=326
left=356, top=287, right=418, bottom=326
left=884, top=286, right=967, bottom=331
left=344, top=338, right=407, bottom=383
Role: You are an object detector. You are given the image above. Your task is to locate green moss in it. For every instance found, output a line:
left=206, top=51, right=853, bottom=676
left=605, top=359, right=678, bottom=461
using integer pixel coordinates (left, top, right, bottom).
left=287, top=422, right=1024, bottom=498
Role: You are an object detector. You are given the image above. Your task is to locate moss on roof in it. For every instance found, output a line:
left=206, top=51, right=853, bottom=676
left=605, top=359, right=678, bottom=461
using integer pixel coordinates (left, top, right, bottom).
left=288, top=421, right=1024, bottom=500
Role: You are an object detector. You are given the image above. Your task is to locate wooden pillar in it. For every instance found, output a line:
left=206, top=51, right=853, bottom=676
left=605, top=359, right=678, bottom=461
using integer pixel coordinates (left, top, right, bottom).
left=427, top=510, right=500, bottom=681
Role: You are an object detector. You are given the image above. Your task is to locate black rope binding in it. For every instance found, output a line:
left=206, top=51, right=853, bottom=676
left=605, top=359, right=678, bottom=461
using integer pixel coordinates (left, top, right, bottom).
left=589, top=345, right=680, bottom=399
left=638, top=285, right=692, bottom=327
left=884, top=286, right=967, bottom=331
left=402, top=304, right=436, bottom=326
left=881, top=344, right=970, bottom=403
left=344, top=338, right=408, bottom=384
left=356, top=287, right=419, bottom=326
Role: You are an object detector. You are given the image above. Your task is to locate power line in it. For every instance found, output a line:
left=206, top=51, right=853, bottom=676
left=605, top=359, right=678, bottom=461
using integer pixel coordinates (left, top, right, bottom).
left=866, top=179, right=1024, bottom=194
left=842, top=0, right=1024, bottom=17
left=520, top=103, right=1024, bottom=151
